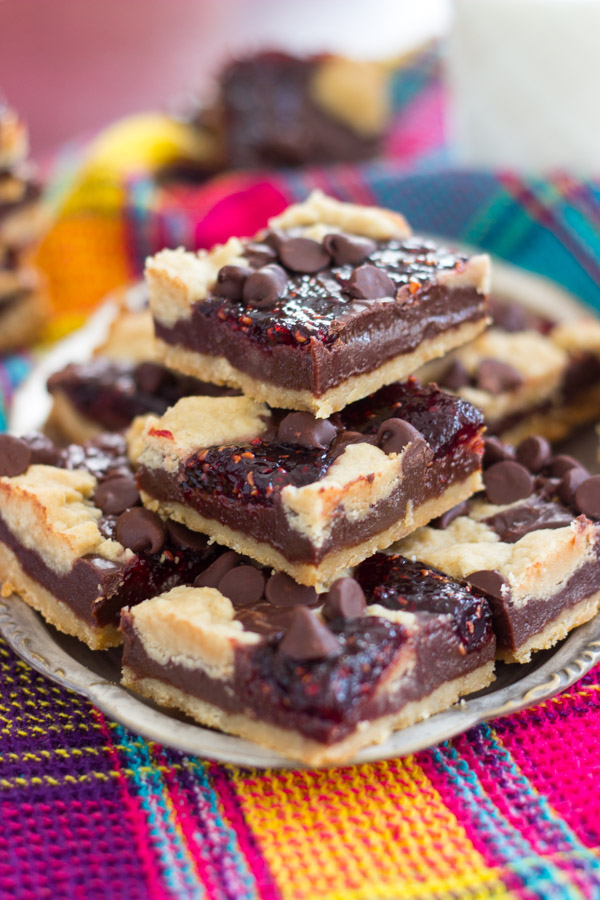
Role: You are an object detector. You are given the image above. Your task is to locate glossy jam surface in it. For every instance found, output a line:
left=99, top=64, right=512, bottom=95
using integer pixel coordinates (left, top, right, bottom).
left=179, top=380, right=484, bottom=508
left=355, top=554, right=493, bottom=653
left=48, top=359, right=231, bottom=431
left=200, top=239, right=468, bottom=349
left=238, top=617, right=406, bottom=732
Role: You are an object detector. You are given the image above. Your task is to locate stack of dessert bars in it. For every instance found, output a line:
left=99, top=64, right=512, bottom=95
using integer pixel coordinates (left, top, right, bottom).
left=0, top=103, right=48, bottom=352
left=2, top=192, right=600, bottom=766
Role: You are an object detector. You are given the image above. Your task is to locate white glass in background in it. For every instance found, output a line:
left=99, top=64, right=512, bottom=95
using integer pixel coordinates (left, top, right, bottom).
left=448, top=0, right=600, bottom=174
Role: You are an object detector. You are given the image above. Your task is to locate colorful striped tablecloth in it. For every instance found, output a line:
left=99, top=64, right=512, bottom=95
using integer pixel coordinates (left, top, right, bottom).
left=3, top=47, right=600, bottom=899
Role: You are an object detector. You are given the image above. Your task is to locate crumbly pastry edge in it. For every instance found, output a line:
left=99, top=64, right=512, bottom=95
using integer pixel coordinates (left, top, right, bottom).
left=140, top=471, right=483, bottom=590
left=400, top=512, right=599, bottom=609
left=0, top=541, right=121, bottom=650
left=154, top=316, right=489, bottom=418
left=121, top=660, right=495, bottom=766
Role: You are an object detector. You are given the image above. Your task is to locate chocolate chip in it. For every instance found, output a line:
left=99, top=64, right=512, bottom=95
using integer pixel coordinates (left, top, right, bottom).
left=244, top=242, right=278, bottom=268
left=278, top=411, right=337, bottom=449
left=277, top=237, right=331, bottom=274
left=264, top=571, right=318, bottom=608
left=484, top=503, right=573, bottom=542
left=575, top=475, right=600, bottom=518
left=136, top=362, right=168, bottom=394
left=218, top=565, right=266, bottom=606
left=548, top=455, right=581, bottom=478
left=516, top=435, right=551, bottom=473
left=440, top=360, right=471, bottom=391
left=323, top=233, right=376, bottom=266
left=116, top=508, right=165, bottom=555
left=432, top=501, right=469, bottom=529
left=346, top=264, right=396, bottom=300
left=322, top=577, right=366, bottom=621
left=466, top=570, right=511, bottom=602
left=279, top=607, right=339, bottom=661
left=535, top=475, right=561, bottom=501
left=475, top=359, right=523, bottom=394
left=194, top=550, right=241, bottom=588
left=165, top=519, right=209, bottom=551
left=94, top=475, right=140, bottom=515
left=243, top=264, right=288, bottom=309
left=376, top=418, right=424, bottom=455
left=25, top=433, right=61, bottom=466
left=330, top=429, right=368, bottom=459
left=483, top=436, right=515, bottom=469
left=484, top=461, right=534, bottom=505
left=214, top=264, right=253, bottom=301
left=0, top=435, right=32, bottom=477
left=558, top=466, right=589, bottom=506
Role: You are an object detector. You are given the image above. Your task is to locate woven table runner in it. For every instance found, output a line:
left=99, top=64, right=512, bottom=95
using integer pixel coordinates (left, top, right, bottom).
left=3, top=48, right=600, bottom=899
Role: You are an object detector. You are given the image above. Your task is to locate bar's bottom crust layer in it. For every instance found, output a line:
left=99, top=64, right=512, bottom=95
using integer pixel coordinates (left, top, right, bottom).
left=142, top=471, right=482, bottom=590
left=122, top=660, right=495, bottom=766
left=498, top=588, right=600, bottom=664
left=0, top=541, right=121, bottom=650
left=0, top=288, right=49, bottom=353
left=156, top=318, right=487, bottom=418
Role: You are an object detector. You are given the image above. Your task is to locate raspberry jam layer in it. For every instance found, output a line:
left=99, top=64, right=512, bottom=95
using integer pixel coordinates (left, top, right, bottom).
left=48, top=359, right=236, bottom=432
left=138, top=380, right=484, bottom=564
left=155, top=237, right=485, bottom=394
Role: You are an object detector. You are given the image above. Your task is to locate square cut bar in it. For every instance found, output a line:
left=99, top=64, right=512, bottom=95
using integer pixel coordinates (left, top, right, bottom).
left=121, top=555, right=495, bottom=766
left=132, top=379, right=485, bottom=588
left=146, top=190, right=490, bottom=417
left=427, top=298, right=600, bottom=445
left=0, top=433, right=219, bottom=649
left=398, top=435, right=600, bottom=662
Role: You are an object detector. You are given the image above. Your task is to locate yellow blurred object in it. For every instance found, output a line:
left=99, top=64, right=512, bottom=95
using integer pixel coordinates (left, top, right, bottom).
left=58, top=113, right=217, bottom=216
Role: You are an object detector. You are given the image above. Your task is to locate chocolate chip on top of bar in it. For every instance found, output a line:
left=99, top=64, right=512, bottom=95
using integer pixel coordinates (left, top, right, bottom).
left=147, top=191, right=490, bottom=416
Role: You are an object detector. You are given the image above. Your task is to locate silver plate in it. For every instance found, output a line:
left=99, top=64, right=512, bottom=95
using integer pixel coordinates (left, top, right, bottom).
left=2, top=593, right=600, bottom=768
left=3, top=261, right=600, bottom=768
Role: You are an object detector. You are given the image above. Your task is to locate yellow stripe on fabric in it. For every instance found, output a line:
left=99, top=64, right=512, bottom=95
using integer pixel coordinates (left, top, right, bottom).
left=229, top=757, right=513, bottom=900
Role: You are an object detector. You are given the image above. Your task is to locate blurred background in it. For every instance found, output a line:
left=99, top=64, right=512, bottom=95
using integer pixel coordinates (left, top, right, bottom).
left=0, top=0, right=449, bottom=158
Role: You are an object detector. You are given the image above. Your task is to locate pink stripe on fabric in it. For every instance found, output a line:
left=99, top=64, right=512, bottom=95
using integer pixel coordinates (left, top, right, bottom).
left=151, top=745, right=219, bottom=897
left=207, top=763, right=281, bottom=900
left=494, top=684, right=600, bottom=849
left=386, top=84, right=445, bottom=165
left=93, top=710, right=169, bottom=900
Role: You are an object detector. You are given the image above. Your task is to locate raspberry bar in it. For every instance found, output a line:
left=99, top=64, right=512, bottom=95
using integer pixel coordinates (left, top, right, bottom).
left=0, top=433, right=218, bottom=649
left=132, top=379, right=485, bottom=588
left=121, top=553, right=495, bottom=765
left=147, top=191, right=490, bottom=417
left=46, top=307, right=238, bottom=443
left=399, top=435, right=600, bottom=662
left=433, top=298, right=600, bottom=444
left=216, top=52, right=391, bottom=168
